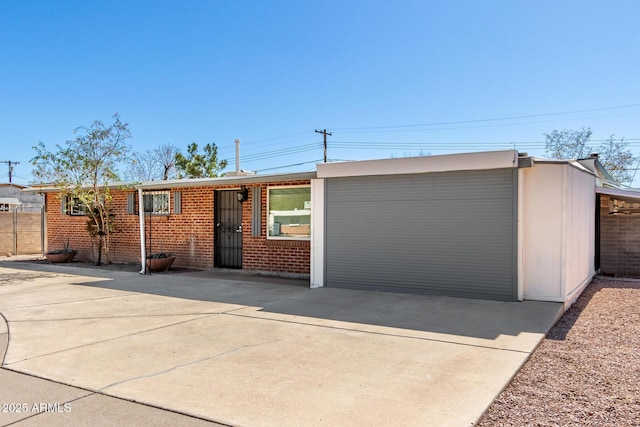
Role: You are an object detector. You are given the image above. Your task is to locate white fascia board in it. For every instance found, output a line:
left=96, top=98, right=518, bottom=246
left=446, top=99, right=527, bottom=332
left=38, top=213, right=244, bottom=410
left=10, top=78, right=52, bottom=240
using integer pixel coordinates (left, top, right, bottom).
left=317, top=150, right=519, bottom=178
left=134, top=171, right=317, bottom=190
left=596, top=186, right=640, bottom=199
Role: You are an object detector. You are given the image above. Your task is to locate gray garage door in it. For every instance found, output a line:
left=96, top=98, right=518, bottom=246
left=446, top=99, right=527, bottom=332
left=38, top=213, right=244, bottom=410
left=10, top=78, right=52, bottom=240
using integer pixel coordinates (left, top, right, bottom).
left=325, top=168, right=518, bottom=301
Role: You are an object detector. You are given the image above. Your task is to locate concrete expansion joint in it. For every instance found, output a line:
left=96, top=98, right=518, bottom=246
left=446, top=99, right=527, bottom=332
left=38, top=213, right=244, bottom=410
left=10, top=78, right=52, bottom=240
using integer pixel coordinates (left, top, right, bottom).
left=98, top=339, right=282, bottom=393
left=0, top=367, right=227, bottom=427
left=1, top=314, right=218, bottom=367
left=7, top=312, right=224, bottom=323
left=0, top=293, right=138, bottom=311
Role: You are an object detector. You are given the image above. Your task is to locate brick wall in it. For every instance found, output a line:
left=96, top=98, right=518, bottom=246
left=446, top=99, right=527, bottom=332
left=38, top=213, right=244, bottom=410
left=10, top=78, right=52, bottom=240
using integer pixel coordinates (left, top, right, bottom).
left=599, top=195, right=640, bottom=276
left=242, top=182, right=311, bottom=275
left=45, top=180, right=311, bottom=275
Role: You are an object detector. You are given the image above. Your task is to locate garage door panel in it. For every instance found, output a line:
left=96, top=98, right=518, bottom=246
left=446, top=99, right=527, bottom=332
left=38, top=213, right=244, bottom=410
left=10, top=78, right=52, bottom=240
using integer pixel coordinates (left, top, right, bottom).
left=325, top=169, right=517, bottom=301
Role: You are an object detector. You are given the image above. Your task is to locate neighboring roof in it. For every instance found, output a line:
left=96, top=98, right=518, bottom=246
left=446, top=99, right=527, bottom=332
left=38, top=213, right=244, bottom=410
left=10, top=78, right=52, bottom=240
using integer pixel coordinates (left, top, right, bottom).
left=0, top=183, right=26, bottom=189
left=22, top=171, right=318, bottom=193
left=576, top=157, right=621, bottom=189
left=595, top=186, right=640, bottom=200
left=597, top=186, right=640, bottom=214
left=0, top=197, right=21, bottom=205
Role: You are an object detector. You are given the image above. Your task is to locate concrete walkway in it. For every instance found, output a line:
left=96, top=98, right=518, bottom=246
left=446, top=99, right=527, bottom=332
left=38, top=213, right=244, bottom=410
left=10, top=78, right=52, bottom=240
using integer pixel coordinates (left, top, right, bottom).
left=0, top=260, right=563, bottom=426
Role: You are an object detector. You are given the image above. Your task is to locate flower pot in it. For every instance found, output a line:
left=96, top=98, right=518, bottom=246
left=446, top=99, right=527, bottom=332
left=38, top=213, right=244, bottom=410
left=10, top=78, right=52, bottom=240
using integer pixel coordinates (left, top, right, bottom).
left=45, top=250, right=77, bottom=263
left=146, top=255, right=176, bottom=272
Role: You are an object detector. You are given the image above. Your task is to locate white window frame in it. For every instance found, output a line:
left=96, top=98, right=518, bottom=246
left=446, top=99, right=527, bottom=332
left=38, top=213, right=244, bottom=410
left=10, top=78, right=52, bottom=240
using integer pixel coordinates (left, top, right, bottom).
left=267, top=185, right=311, bottom=240
left=0, top=203, right=9, bottom=212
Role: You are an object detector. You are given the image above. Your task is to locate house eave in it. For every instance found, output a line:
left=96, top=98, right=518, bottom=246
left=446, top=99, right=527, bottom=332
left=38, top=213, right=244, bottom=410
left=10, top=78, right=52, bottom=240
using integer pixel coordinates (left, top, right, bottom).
left=134, top=171, right=317, bottom=190
left=22, top=172, right=317, bottom=194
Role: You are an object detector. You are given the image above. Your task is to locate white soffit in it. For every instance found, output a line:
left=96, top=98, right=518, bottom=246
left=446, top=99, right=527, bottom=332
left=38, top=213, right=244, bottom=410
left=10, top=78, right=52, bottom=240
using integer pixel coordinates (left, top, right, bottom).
left=316, top=150, right=519, bottom=178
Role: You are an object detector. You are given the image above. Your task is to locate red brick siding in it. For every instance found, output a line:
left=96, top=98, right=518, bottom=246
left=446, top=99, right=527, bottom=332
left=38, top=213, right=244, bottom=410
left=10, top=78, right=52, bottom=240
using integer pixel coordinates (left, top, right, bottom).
left=242, top=182, right=311, bottom=275
left=44, top=180, right=311, bottom=275
left=599, top=195, right=640, bottom=276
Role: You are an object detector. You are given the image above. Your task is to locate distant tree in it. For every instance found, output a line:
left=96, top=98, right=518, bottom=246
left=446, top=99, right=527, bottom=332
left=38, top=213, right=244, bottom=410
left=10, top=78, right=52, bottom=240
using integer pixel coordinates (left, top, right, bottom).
left=175, top=142, right=228, bottom=178
left=544, top=127, right=636, bottom=184
left=124, top=143, right=179, bottom=182
left=597, top=135, right=635, bottom=183
left=157, top=144, right=179, bottom=180
left=544, top=127, right=594, bottom=160
left=31, top=114, right=131, bottom=265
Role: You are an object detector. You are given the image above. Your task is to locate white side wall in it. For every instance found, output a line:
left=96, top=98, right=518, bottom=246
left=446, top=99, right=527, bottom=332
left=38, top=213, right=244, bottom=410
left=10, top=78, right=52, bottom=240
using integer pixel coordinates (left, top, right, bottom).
left=310, top=179, right=325, bottom=288
left=563, top=166, right=596, bottom=304
left=522, top=164, right=565, bottom=301
left=521, top=163, right=595, bottom=303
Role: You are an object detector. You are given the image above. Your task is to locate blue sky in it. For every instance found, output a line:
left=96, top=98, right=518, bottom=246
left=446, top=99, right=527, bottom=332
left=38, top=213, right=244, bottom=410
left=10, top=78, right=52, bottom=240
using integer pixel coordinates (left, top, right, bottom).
left=2, top=1, right=640, bottom=185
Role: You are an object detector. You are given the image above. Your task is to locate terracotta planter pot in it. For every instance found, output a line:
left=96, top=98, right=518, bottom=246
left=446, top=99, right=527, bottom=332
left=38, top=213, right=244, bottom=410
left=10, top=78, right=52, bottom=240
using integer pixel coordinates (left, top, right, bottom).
left=146, top=255, right=176, bottom=272
left=45, top=250, right=77, bottom=263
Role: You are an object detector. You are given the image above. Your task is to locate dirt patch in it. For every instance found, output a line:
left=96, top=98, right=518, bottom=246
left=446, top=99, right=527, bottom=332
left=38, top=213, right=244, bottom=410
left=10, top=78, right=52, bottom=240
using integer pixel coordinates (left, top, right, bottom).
left=477, top=278, right=640, bottom=426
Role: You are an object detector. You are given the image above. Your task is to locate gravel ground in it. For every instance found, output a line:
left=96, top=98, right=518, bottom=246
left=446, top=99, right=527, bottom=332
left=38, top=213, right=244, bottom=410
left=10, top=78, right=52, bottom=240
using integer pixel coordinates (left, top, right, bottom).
left=477, top=277, right=640, bottom=426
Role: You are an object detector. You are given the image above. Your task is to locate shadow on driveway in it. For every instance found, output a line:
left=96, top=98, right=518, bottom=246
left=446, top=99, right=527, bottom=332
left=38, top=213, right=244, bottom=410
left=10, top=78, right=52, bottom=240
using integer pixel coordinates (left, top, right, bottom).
left=2, top=261, right=562, bottom=341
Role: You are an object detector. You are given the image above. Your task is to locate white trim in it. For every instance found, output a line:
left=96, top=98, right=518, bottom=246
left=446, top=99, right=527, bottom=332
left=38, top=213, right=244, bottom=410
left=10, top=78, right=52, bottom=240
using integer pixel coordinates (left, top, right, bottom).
left=137, top=171, right=317, bottom=190
left=138, top=188, right=147, bottom=275
left=517, top=169, right=524, bottom=301
left=21, top=172, right=317, bottom=193
left=317, top=150, right=518, bottom=178
left=310, top=179, right=324, bottom=288
left=596, top=186, right=640, bottom=199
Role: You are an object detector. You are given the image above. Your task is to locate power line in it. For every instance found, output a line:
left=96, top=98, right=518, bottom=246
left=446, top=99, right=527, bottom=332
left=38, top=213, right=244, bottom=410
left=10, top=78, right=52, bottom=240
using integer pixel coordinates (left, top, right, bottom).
left=239, top=143, right=323, bottom=164
left=331, top=103, right=640, bottom=132
left=218, top=134, right=318, bottom=160
left=254, top=159, right=323, bottom=173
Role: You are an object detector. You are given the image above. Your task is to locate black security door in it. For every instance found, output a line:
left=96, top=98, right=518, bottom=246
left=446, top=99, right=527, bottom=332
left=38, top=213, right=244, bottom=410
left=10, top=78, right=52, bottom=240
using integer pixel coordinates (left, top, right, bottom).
left=214, top=190, right=243, bottom=268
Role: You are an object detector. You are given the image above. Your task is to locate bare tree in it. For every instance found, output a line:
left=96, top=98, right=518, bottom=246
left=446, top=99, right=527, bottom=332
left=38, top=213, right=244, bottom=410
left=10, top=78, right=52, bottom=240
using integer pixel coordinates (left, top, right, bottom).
left=598, top=135, right=635, bottom=184
left=544, top=127, right=636, bottom=184
left=124, top=144, right=179, bottom=182
left=544, top=127, right=594, bottom=160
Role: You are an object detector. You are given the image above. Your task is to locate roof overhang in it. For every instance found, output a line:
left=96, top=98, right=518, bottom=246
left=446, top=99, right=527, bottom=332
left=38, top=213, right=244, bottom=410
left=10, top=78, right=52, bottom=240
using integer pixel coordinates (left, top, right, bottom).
left=597, top=187, right=640, bottom=214
left=22, top=172, right=317, bottom=194
left=21, top=184, right=135, bottom=194
left=596, top=186, right=640, bottom=200
left=134, top=171, right=317, bottom=190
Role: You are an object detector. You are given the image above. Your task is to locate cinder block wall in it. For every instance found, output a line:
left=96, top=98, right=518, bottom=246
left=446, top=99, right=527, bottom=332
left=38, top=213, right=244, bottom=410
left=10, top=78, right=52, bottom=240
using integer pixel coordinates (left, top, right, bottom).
left=0, top=212, right=43, bottom=255
left=45, top=180, right=311, bottom=275
left=599, top=196, right=640, bottom=276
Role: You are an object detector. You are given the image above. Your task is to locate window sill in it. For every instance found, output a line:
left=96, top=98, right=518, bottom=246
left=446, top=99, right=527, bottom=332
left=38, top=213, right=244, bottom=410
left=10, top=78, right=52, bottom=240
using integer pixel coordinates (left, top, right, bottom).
left=265, top=239, right=310, bottom=248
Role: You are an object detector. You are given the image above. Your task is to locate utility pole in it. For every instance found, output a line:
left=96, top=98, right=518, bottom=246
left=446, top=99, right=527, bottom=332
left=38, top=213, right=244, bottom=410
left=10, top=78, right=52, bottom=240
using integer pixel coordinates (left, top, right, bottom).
left=315, top=129, right=332, bottom=163
left=0, top=160, right=20, bottom=183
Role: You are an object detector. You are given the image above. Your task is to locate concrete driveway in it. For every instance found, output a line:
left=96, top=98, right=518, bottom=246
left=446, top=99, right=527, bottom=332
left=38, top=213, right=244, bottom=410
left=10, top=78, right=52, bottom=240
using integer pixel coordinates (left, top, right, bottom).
left=0, top=261, right=563, bottom=426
